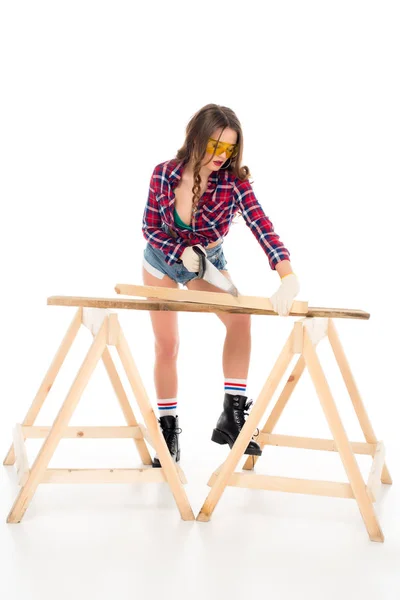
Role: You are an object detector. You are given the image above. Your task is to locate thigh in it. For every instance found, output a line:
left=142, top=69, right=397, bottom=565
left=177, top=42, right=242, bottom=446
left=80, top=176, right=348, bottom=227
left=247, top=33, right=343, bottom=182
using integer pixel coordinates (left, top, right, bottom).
left=184, top=270, right=251, bottom=329
left=142, top=265, right=180, bottom=352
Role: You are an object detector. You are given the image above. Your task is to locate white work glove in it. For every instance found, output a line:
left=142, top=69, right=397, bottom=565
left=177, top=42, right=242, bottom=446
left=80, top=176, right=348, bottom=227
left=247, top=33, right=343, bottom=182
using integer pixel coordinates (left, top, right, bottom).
left=270, top=273, right=300, bottom=316
left=181, top=244, right=207, bottom=272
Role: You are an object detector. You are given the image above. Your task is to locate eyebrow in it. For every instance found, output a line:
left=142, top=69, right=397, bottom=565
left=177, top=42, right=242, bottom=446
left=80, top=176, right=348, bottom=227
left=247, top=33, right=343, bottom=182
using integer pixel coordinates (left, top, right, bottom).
left=210, top=138, right=238, bottom=145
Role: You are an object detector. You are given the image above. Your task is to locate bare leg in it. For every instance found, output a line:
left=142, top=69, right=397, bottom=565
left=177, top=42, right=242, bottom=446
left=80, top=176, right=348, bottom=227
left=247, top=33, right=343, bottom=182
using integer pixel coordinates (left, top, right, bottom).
left=185, top=271, right=260, bottom=457
left=142, top=266, right=180, bottom=398
left=185, top=270, right=251, bottom=379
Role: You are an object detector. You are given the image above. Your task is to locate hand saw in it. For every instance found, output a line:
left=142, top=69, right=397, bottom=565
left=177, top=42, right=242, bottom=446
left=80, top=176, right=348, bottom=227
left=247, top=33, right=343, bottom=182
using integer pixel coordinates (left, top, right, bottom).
left=192, top=246, right=239, bottom=297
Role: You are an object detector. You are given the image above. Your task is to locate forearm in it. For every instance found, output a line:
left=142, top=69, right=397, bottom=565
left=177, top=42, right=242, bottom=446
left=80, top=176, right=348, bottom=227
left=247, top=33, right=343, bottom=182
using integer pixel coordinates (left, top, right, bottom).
left=274, top=260, right=293, bottom=279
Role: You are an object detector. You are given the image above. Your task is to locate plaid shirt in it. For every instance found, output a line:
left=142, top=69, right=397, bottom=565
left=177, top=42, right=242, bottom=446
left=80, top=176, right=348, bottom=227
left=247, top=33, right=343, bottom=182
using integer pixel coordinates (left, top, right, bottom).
left=142, top=158, right=291, bottom=270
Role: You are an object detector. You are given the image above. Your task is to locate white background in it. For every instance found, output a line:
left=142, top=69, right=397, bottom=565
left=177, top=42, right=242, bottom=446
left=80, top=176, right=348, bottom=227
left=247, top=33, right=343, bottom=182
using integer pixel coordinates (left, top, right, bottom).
left=1, top=1, right=399, bottom=599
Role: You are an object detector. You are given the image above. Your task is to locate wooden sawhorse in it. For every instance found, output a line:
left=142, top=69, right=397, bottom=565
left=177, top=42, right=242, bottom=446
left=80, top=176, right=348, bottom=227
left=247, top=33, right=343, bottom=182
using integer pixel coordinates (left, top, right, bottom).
left=4, top=303, right=194, bottom=523
left=197, top=313, right=392, bottom=542
left=4, top=288, right=391, bottom=540
left=112, top=286, right=392, bottom=542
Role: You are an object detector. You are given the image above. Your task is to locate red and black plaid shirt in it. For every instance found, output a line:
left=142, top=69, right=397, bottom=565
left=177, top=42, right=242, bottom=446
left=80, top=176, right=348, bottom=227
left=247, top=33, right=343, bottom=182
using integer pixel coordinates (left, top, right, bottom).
left=142, top=158, right=291, bottom=269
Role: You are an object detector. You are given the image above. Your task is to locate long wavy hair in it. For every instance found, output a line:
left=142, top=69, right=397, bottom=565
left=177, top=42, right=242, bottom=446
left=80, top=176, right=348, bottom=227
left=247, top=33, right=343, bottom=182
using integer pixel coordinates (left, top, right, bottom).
left=175, top=104, right=252, bottom=217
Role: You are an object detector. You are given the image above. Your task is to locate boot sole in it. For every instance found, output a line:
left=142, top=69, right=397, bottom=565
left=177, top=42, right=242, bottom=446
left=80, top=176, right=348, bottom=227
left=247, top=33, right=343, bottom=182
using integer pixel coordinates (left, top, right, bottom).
left=211, top=428, right=262, bottom=456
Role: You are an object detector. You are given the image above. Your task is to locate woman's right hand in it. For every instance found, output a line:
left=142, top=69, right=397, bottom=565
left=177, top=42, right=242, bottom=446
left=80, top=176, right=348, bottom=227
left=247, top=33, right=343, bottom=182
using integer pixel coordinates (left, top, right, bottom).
left=181, top=245, right=207, bottom=272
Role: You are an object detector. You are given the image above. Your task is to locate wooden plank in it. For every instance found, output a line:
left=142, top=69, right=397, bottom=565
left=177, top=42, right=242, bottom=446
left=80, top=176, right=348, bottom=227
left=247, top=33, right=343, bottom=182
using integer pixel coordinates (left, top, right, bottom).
left=176, top=465, right=187, bottom=485
left=115, top=283, right=308, bottom=314
left=138, top=424, right=155, bottom=449
left=207, top=471, right=354, bottom=499
left=7, top=319, right=109, bottom=523
left=302, top=328, right=384, bottom=542
left=328, top=319, right=392, bottom=484
left=197, top=330, right=295, bottom=522
left=21, top=425, right=142, bottom=438
left=3, top=307, right=83, bottom=467
left=107, top=313, right=120, bottom=346
left=292, top=321, right=303, bottom=353
left=115, top=324, right=195, bottom=521
left=47, top=295, right=370, bottom=320
left=243, top=354, right=307, bottom=471
left=12, top=424, right=29, bottom=486
left=99, top=343, right=152, bottom=465
left=257, top=433, right=376, bottom=455
left=41, top=467, right=186, bottom=484
left=367, top=442, right=386, bottom=502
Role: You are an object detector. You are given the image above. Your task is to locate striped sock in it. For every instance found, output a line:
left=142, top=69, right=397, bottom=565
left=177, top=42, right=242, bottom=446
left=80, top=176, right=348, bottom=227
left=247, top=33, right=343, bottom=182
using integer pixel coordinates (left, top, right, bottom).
left=224, top=378, right=247, bottom=397
left=157, top=398, right=178, bottom=417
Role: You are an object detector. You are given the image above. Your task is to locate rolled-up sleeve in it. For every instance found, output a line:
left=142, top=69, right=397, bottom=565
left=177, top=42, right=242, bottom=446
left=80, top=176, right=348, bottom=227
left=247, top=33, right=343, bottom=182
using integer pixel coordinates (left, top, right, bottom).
left=233, top=178, right=291, bottom=270
left=142, top=166, right=188, bottom=266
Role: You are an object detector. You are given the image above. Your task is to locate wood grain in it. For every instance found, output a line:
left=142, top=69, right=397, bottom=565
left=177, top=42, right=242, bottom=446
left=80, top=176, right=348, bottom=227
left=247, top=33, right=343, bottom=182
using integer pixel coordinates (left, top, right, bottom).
left=47, top=295, right=370, bottom=319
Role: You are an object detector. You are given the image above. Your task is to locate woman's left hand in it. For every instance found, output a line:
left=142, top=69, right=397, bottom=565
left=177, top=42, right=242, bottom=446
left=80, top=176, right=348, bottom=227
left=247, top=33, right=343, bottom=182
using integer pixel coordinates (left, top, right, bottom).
left=270, top=273, right=300, bottom=316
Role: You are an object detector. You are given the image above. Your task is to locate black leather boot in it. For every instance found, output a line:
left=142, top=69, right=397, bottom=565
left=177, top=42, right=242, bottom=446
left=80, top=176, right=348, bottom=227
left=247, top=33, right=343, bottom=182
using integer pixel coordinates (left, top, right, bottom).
left=152, top=414, right=181, bottom=468
left=211, top=393, right=262, bottom=456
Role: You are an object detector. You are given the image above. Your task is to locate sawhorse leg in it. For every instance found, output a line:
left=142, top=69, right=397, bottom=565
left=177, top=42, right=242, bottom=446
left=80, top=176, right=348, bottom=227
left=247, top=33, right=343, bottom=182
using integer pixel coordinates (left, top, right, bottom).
left=197, top=330, right=294, bottom=522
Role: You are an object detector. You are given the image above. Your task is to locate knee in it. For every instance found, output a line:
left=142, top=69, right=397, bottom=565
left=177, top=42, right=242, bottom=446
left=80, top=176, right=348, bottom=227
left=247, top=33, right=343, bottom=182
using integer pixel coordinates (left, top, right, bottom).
left=227, top=314, right=251, bottom=332
left=155, top=337, right=180, bottom=359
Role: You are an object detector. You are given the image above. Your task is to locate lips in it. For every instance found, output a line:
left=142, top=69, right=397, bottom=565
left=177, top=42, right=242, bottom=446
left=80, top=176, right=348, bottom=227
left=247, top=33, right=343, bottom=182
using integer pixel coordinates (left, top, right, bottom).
left=213, top=160, right=223, bottom=165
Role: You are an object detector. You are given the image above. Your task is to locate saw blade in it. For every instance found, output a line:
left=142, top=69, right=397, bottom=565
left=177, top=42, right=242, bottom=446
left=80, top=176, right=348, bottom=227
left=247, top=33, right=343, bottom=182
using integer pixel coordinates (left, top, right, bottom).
left=192, top=246, right=240, bottom=297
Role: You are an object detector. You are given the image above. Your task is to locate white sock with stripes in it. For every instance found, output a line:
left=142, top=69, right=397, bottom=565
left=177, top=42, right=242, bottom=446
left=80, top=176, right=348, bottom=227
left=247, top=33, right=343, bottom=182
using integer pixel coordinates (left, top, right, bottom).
left=157, top=398, right=178, bottom=418
left=224, top=378, right=247, bottom=397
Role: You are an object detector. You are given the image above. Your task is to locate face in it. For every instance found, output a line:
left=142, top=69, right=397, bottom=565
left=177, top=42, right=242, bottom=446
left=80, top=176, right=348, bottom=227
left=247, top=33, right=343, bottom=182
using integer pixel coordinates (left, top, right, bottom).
left=202, top=127, right=238, bottom=171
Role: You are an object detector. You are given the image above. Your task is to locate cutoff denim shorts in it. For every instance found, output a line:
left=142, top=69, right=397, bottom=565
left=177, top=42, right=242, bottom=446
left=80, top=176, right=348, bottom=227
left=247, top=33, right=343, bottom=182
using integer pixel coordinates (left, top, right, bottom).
left=143, top=222, right=228, bottom=285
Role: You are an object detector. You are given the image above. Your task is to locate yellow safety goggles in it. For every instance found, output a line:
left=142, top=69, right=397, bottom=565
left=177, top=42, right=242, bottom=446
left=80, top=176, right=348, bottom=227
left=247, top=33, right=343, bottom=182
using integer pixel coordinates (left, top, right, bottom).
left=206, top=137, right=239, bottom=159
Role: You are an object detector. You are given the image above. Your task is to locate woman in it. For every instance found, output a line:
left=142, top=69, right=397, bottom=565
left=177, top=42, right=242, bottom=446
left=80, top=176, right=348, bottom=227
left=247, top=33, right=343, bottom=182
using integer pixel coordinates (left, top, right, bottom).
left=141, top=103, right=300, bottom=467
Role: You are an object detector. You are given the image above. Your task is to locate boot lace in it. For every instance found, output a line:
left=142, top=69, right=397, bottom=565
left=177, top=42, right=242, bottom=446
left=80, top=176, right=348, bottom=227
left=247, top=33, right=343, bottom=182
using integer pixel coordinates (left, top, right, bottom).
left=234, top=399, right=260, bottom=438
left=158, top=420, right=182, bottom=451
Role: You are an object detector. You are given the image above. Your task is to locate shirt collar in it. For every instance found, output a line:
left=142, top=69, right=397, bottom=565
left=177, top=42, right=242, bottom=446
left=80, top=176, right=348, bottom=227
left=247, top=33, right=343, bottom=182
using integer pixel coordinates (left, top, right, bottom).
left=170, top=159, right=220, bottom=192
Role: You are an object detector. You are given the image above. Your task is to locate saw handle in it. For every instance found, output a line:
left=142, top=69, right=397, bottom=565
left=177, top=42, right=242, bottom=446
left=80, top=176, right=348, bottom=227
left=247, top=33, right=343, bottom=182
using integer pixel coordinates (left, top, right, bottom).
left=192, top=245, right=207, bottom=279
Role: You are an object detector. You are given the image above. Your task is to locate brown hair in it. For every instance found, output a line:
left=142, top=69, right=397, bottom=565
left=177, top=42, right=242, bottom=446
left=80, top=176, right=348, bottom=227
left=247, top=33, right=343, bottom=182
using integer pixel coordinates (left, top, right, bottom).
left=175, top=104, right=251, bottom=216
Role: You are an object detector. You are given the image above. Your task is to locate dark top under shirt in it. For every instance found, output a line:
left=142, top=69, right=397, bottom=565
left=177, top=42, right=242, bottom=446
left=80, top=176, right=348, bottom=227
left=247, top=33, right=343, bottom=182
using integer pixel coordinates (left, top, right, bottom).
left=174, top=206, right=193, bottom=230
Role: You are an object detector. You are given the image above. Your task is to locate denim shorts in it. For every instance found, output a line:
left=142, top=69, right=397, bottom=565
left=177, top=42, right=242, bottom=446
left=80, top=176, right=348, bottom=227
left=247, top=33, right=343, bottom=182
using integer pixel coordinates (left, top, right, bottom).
left=143, top=223, right=228, bottom=285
